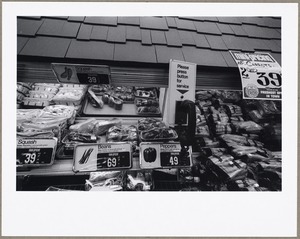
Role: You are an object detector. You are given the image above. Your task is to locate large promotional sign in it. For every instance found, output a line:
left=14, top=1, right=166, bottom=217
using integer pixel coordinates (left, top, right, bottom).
left=164, top=60, right=197, bottom=125
left=73, top=143, right=132, bottom=172
left=51, top=63, right=111, bottom=85
left=230, top=51, right=281, bottom=100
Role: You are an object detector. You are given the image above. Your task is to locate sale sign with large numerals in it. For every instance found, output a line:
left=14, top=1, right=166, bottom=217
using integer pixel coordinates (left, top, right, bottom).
left=73, top=143, right=132, bottom=172
left=230, top=51, right=281, bottom=100
left=51, top=63, right=111, bottom=85
left=140, top=143, right=192, bottom=169
left=17, top=138, right=58, bottom=166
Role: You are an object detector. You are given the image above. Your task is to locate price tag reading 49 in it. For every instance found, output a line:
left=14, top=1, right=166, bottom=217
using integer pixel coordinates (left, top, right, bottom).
left=17, top=138, right=57, bottom=167
left=230, top=51, right=281, bottom=100
left=140, top=143, right=192, bottom=169
left=73, top=143, right=132, bottom=172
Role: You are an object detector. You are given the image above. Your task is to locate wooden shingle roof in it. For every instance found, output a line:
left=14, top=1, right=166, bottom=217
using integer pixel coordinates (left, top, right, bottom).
left=17, top=16, right=281, bottom=67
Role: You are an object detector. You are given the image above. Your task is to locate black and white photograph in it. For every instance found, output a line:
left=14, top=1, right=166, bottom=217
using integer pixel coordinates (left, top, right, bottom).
left=2, top=2, right=298, bottom=237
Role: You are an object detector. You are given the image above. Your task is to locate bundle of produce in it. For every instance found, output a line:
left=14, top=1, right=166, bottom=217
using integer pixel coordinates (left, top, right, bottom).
left=135, top=88, right=157, bottom=99
left=195, top=125, right=210, bottom=137
left=140, top=127, right=177, bottom=141
left=195, top=90, right=213, bottom=100
left=106, top=125, right=138, bottom=142
left=17, top=82, right=34, bottom=107
left=87, top=86, right=104, bottom=109
left=248, top=160, right=281, bottom=191
left=136, top=98, right=159, bottom=107
left=93, top=119, right=122, bottom=136
left=202, top=147, right=228, bottom=157
left=247, top=110, right=265, bottom=123
left=137, top=106, right=160, bottom=115
left=212, top=122, right=232, bottom=135
left=256, top=100, right=280, bottom=117
left=208, top=113, right=230, bottom=125
left=231, top=145, right=272, bottom=163
left=22, top=83, right=60, bottom=108
left=39, top=105, right=76, bottom=125
left=69, top=118, right=122, bottom=136
left=219, top=90, right=242, bottom=103
left=207, top=154, right=248, bottom=182
left=227, top=178, right=265, bottom=191
left=230, top=116, right=244, bottom=123
left=196, top=114, right=207, bottom=126
left=17, top=109, right=43, bottom=125
left=261, top=123, right=282, bottom=151
left=124, top=171, right=153, bottom=191
left=89, top=84, right=111, bottom=94
left=18, top=118, right=66, bottom=142
left=137, top=118, right=166, bottom=131
left=219, top=134, right=264, bottom=148
left=52, top=87, right=86, bottom=106
left=85, top=171, right=125, bottom=191
left=224, top=104, right=243, bottom=117
left=231, top=121, right=263, bottom=134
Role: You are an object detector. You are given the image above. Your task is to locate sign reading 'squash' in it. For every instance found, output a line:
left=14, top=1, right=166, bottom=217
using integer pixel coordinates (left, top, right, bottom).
left=230, top=51, right=281, bottom=100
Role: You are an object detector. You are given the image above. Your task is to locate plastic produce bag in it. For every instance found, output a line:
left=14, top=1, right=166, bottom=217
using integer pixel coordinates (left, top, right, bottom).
left=93, top=118, right=122, bottom=136
left=207, top=155, right=248, bottom=182
left=231, top=121, right=263, bottom=134
left=69, top=118, right=98, bottom=133
left=85, top=171, right=124, bottom=191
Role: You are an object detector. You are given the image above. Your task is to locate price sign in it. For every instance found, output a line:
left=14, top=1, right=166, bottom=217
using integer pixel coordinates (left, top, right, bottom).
left=17, top=138, right=57, bottom=166
left=140, top=143, right=192, bottom=169
left=51, top=63, right=111, bottom=85
left=230, top=51, right=281, bottom=100
left=73, top=143, right=132, bottom=172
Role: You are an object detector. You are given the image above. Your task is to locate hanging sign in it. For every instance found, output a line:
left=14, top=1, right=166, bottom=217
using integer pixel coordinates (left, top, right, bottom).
left=17, top=138, right=57, bottom=166
left=140, top=142, right=192, bottom=169
left=230, top=51, right=281, bottom=100
left=73, top=142, right=132, bottom=172
left=51, top=63, right=111, bottom=85
left=164, top=60, right=197, bottom=125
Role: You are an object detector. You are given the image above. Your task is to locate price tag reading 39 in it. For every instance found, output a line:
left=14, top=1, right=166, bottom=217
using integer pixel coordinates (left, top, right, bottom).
left=73, top=143, right=132, bottom=172
left=140, top=143, right=192, bottom=169
left=51, top=63, right=111, bottom=85
left=230, top=51, right=281, bottom=100
left=17, top=138, right=57, bottom=167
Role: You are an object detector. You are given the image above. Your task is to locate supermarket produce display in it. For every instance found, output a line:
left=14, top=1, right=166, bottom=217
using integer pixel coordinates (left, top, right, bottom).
left=16, top=16, right=282, bottom=192
left=16, top=82, right=281, bottom=191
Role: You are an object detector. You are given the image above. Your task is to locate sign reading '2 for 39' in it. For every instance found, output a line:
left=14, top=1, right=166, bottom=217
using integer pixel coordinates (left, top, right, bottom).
left=230, top=51, right=281, bottom=100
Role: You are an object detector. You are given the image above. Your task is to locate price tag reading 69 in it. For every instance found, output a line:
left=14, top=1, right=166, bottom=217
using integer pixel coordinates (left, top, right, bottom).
left=73, top=143, right=132, bottom=172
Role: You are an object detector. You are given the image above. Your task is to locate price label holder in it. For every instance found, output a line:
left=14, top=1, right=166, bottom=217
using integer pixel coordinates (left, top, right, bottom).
left=229, top=51, right=281, bottom=100
left=73, top=142, right=132, bottom=172
left=17, top=138, right=58, bottom=167
left=140, top=142, right=192, bottom=169
left=51, top=63, right=111, bottom=85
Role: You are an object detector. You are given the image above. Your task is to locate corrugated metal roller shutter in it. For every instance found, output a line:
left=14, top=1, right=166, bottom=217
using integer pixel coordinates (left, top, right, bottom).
left=17, top=61, right=242, bottom=90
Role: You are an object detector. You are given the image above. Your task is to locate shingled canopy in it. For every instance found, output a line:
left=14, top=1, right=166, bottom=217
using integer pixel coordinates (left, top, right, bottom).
left=17, top=16, right=281, bottom=89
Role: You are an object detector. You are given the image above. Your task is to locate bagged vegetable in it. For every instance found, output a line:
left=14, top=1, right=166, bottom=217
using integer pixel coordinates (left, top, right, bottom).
left=69, top=118, right=98, bottom=133
left=231, top=121, right=263, bottom=134
left=93, top=118, right=122, bottom=136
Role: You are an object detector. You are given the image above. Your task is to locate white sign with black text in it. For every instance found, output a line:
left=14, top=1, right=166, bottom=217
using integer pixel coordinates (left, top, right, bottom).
left=164, top=60, right=197, bottom=125
left=230, top=51, right=282, bottom=100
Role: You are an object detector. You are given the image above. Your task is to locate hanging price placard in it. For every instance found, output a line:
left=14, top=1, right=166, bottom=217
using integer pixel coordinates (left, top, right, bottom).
left=230, top=51, right=281, bottom=100
left=51, top=63, right=111, bottom=85
left=73, top=143, right=132, bottom=172
left=140, top=142, right=192, bottom=169
left=17, top=138, right=57, bottom=167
